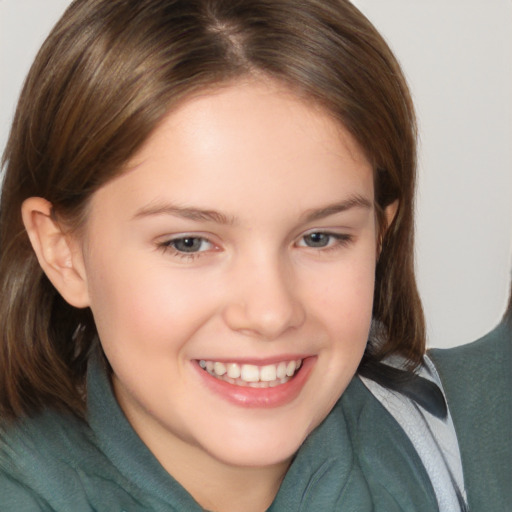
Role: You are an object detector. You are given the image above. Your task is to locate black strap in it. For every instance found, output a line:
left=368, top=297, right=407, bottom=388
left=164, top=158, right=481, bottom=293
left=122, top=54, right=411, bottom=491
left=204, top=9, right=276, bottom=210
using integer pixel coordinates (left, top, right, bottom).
left=358, top=359, right=448, bottom=420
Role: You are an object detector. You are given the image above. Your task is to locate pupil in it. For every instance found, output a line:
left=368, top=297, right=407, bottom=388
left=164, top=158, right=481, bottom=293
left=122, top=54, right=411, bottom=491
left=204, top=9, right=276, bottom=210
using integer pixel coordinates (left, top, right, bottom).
left=176, top=237, right=201, bottom=252
left=307, top=233, right=328, bottom=247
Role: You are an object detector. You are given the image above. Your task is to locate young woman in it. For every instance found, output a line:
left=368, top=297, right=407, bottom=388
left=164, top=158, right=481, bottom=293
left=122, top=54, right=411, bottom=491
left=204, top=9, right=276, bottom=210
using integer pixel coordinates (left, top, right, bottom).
left=0, top=1, right=467, bottom=510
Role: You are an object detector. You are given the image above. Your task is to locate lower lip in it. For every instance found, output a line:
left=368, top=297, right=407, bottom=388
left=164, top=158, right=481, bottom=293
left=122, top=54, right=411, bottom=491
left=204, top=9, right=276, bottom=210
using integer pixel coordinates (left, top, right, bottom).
left=194, top=357, right=315, bottom=408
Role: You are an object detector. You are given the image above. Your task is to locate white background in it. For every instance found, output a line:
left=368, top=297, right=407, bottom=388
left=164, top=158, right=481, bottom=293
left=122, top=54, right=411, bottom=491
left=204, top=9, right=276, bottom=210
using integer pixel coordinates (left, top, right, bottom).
left=1, top=0, right=511, bottom=348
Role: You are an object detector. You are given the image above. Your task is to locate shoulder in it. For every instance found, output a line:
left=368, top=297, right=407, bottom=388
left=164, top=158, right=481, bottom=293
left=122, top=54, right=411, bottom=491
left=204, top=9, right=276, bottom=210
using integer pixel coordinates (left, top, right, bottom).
left=0, top=410, right=97, bottom=509
left=430, top=322, right=511, bottom=377
left=428, top=322, right=512, bottom=511
left=275, top=379, right=439, bottom=511
left=0, top=409, right=94, bottom=473
left=339, top=378, right=440, bottom=511
left=429, top=322, right=511, bottom=415
left=0, top=409, right=143, bottom=511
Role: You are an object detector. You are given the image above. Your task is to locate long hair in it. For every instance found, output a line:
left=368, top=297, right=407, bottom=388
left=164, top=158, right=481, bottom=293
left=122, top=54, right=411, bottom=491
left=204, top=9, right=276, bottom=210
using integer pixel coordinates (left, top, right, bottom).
left=0, top=0, right=423, bottom=420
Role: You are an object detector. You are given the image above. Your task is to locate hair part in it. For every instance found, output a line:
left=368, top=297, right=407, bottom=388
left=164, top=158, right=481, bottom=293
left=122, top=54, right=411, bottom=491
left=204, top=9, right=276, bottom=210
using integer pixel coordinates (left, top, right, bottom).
left=0, top=0, right=423, bottom=421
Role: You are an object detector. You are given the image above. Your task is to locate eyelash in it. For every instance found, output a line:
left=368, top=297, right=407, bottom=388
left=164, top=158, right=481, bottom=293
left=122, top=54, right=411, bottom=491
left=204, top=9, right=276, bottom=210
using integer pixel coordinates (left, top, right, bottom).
left=157, top=231, right=353, bottom=261
left=297, top=232, right=353, bottom=251
left=157, top=236, right=215, bottom=261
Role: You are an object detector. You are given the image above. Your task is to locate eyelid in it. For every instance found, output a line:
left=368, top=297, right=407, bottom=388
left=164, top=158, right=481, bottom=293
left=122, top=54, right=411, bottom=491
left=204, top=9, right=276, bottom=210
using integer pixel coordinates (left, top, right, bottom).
left=156, top=232, right=222, bottom=258
left=157, top=231, right=217, bottom=245
left=295, top=229, right=353, bottom=249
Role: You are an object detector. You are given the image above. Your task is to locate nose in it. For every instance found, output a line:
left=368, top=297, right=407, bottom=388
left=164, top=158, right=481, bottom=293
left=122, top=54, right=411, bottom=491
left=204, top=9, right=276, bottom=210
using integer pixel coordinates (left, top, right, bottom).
left=222, top=255, right=306, bottom=340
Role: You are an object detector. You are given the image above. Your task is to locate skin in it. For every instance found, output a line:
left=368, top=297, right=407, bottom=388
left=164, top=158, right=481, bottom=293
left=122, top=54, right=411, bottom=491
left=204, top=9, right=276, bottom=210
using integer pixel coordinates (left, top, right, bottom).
left=23, top=79, right=396, bottom=512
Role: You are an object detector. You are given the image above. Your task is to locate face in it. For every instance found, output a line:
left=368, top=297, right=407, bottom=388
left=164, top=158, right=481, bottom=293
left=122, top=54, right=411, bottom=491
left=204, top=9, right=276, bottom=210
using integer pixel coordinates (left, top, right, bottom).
left=78, top=80, right=381, bottom=476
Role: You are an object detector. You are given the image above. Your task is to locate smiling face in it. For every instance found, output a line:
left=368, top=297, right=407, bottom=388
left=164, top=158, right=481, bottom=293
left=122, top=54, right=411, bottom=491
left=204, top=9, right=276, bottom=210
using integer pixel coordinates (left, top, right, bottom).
left=75, top=79, right=381, bottom=485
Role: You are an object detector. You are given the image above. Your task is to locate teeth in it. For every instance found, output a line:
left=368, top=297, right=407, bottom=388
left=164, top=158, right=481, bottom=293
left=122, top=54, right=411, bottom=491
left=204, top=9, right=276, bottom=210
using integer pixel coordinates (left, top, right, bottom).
left=213, top=362, right=227, bottom=376
left=240, top=364, right=259, bottom=382
left=286, top=361, right=297, bottom=377
left=226, top=363, right=241, bottom=379
left=276, top=362, right=287, bottom=379
left=198, top=359, right=303, bottom=387
left=260, top=364, right=277, bottom=382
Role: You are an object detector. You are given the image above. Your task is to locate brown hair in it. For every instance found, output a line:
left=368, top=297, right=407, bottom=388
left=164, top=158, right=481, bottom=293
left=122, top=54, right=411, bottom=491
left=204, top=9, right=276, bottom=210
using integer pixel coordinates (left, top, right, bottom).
left=0, top=0, right=423, bottom=421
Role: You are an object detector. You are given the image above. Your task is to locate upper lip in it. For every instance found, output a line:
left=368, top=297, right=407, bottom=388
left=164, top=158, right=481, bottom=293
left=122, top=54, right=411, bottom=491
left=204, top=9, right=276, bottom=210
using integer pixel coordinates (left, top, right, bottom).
left=194, top=355, right=311, bottom=365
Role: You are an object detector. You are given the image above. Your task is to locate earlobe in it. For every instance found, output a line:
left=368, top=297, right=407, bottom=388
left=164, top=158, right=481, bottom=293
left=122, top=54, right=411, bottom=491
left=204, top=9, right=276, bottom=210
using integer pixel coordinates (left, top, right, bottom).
left=21, top=197, right=90, bottom=308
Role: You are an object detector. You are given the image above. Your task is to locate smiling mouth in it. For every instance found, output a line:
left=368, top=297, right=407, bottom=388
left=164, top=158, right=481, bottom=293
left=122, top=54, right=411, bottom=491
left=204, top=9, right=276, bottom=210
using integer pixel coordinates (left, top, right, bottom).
left=198, top=359, right=303, bottom=388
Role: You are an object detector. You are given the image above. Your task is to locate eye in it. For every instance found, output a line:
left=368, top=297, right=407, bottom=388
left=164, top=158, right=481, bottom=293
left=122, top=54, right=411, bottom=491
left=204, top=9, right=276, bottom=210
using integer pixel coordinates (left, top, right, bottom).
left=297, top=232, right=352, bottom=249
left=161, top=236, right=213, bottom=254
left=302, top=232, right=331, bottom=248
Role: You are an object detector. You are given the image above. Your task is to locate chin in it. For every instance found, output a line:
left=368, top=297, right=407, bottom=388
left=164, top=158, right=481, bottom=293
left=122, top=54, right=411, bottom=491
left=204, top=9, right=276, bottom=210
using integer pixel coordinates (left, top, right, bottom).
left=200, top=419, right=313, bottom=469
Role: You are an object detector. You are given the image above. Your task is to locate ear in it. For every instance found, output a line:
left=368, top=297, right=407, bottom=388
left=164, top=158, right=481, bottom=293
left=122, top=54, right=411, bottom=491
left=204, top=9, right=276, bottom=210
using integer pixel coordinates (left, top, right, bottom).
left=384, top=199, right=399, bottom=229
left=21, top=197, right=90, bottom=308
left=377, top=200, right=399, bottom=258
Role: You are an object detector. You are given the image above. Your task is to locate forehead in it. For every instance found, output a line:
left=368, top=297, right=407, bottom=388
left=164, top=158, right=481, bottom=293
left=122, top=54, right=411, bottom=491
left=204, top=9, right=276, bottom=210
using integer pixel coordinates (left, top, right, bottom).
left=88, top=79, right=374, bottom=222
left=132, top=77, right=366, bottom=155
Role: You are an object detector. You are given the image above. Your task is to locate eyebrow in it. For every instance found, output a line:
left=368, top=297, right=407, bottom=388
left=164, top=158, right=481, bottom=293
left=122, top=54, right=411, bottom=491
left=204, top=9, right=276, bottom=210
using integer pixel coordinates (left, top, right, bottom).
left=132, top=194, right=372, bottom=225
left=133, top=202, right=236, bottom=225
left=301, top=195, right=373, bottom=223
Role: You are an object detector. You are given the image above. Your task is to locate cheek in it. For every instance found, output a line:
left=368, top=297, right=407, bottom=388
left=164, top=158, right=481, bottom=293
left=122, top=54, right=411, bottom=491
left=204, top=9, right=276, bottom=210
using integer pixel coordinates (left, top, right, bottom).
left=85, top=249, right=218, bottom=354
left=307, top=254, right=376, bottom=332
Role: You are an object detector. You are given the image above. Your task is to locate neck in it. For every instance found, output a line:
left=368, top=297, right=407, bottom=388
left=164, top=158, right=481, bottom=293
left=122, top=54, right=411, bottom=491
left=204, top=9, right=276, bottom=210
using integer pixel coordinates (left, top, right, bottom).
left=121, top=406, right=291, bottom=512
left=181, top=455, right=290, bottom=512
